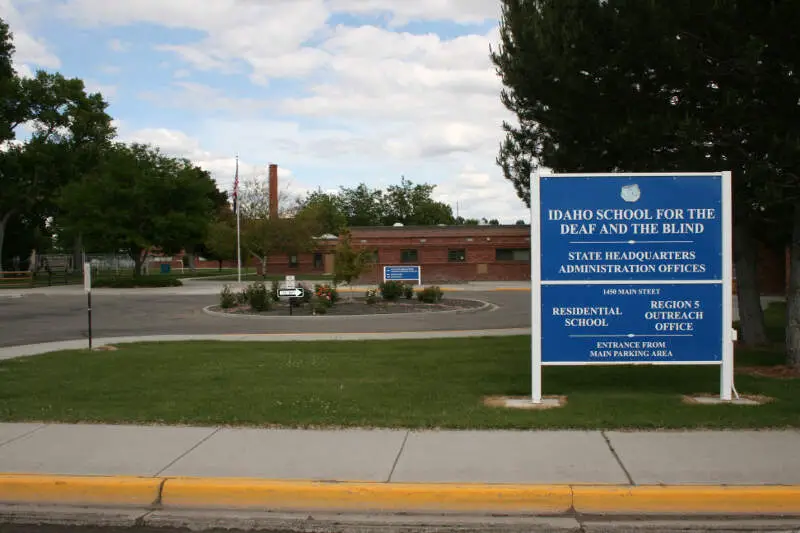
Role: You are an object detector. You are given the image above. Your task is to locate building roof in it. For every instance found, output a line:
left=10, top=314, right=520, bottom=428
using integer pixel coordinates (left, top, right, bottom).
left=348, top=224, right=530, bottom=231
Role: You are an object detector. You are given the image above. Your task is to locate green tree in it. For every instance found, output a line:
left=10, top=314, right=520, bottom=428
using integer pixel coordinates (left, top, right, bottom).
left=204, top=220, right=237, bottom=271
left=333, top=229, right=374, bottom=286
left=382, top=177, right=454, bottom=225
left=59, top=143, right=218, bottom=276
left=185, top=188, right=231, bottom=270
left=0, top=19, right=24, bottom=145
left=243, top=211, right=319, bottom=277
left=491, top=0, right=800, bottom=349
left=0, top=72, right=114, bottom=272
left=339, top=183, right=384, bottom=226
left=0, top=27, right=114, bottom=272
left=297, top=189, right=347, bottom=235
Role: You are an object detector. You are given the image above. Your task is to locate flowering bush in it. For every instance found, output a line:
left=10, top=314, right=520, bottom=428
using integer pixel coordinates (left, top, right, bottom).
left=314, top=283, right=339, bottom=307
left=365, top=288, right=378, bottom=305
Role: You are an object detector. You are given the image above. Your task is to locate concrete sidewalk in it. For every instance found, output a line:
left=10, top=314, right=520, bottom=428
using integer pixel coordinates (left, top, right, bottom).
left=1, top=423, right=800, bottom=521
left=1, top=422, right=799, bottom=485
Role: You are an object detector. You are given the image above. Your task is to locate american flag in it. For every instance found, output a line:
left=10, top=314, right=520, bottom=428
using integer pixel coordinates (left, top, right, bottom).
left=232, top=156, right=239, bottom=214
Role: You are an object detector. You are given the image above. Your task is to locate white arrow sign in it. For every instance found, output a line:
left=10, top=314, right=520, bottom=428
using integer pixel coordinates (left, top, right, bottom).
left=278, top=287, right=304, bottom=298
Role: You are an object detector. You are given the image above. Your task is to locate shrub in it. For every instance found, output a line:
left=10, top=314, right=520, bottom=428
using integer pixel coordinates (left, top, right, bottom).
left=402, top=284, right=414, bottom=299
left=93, top=276, right=183, bottom=288
left=270, top=280, right=280, bottom=302
left=314, top=283, right=338, bottom=307
left=312, top=302, right=329, bottom=314
left=365, top=288, right=378, bottom=305
left=379, top=280, right=404, bottom=301
left=219, top=285, right=236, bottom=309
left=417, top=286, right=444, bottom=303
left=235, top=287, right=249, bottom=305
left=247, top=282, right=272, bottom=312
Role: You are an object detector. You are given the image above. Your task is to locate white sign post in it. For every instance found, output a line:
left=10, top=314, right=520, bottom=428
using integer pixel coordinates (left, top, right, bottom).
left=83, top=262, right=93, bottom=350
left=530, top=171, right=734, bottom=404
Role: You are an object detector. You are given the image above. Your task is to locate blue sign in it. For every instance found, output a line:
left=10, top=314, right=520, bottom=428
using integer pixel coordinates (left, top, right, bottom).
left=537, top=173, right=726, bottom=365
left=541, top=283, right=722, bottom=364
left=384, top=265, right=421, bottom=282
left=540, top=176, right=722, bottom=282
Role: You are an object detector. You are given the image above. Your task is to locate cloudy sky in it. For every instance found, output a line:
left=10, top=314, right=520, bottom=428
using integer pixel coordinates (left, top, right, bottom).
left=1, top=0, right=529, bottom=223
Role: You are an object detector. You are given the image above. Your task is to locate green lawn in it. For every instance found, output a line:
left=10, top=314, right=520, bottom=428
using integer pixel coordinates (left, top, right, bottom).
left=203, top=272, right=333, bottom=282
left=0, top=308, right=796, bottom=429
left=0, top=268, right=334, bottom=289
left=0, top=268, right=236, bottom=289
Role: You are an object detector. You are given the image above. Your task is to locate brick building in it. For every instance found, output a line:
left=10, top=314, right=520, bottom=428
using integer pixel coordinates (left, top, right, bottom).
left=242, top=224, right=787, bottom=291
left=249, top=224, right=532, bottom=284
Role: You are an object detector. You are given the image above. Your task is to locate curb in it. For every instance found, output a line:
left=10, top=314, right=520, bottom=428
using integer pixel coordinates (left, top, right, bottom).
left=201, top=298, right=495, bottom=320
left=1, top=475, right=799, bottom=515
left=0, top=474, right=161, bottom=507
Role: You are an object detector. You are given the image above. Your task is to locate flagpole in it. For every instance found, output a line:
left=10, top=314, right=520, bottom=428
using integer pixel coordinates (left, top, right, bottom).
left=235, top=155, right=242, bottom=284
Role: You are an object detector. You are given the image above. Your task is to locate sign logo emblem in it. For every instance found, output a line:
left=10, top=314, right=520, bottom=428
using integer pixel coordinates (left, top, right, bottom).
left=620, top=184, right=641, bottom=203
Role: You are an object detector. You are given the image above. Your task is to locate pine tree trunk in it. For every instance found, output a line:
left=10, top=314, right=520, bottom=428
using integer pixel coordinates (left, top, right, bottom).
left=733, top=221, right=767, bottom=346
left=72, top=234, right=83, bottom=273
left=132, top=249, right=145, bottom=277
left=186, top=252, right=196, bottom=272
left=0, top=211, right=13, bottom=278
left=786, top=203, right=800, bottom=369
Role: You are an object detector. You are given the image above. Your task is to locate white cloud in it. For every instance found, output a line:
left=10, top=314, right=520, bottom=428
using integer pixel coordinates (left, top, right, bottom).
left=60, top=0, right=331, bottom=82
left=138, top=81, right=271, bottom=114
left=84, top=80, right=117, bottom=98
left=31, top=0, right=526, bottom=220
left=100, top=65, right=122, bottom=75
left=0, top=0, right=60, bottom=74
left=434, top=167, right=529, bottom=223
left=116, top=125, right=312, bottom=202
left=108, top=38, right=129, bottom=52
left=328, top=0, right=499, bottom=26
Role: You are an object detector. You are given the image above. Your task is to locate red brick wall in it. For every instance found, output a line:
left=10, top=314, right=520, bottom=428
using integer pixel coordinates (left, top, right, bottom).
left=348, top=226, right=532, bottom=284
left=171, top=224, right=788, bottom=292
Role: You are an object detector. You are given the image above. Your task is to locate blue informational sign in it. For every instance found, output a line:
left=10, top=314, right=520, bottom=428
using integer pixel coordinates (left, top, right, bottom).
left=540, top=175, right=723, bottom=282
left=541, top=283, right=722, bottom=364
left=384, top=265, right=421, bottom=282
left=536, top=173, right=729, bottom=367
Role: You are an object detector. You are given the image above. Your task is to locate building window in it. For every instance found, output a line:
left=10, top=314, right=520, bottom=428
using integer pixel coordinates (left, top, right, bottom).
left=448, top=249, right=466, bottom=262
left=289, top=255, right=299, bottom=268
left=313, top=253, right=323, bottom=269
left=401, top=249, right=418, bottom=263
left=495, top=248, right=530, bottom=261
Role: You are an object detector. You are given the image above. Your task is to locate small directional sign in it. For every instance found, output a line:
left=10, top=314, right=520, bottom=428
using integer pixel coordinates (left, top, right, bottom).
left=278, top=287, right=304, bottom=298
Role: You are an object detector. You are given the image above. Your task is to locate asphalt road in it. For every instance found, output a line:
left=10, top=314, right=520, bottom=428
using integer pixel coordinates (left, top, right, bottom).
left=0, top=291, right=530, bottom=347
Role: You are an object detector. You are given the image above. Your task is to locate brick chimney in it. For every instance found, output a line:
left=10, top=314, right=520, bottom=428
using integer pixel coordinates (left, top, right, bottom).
left=268, top=164, right=278, bottom=219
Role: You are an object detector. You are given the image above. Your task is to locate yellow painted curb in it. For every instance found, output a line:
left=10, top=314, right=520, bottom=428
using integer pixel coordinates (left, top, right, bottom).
left=0, top=474, right=162, bottom=507
left=573, top=485, right=800, bottom=515
left=161, top=478, right=572, bottom=513
left=2, top=475, right=799, bottom=516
